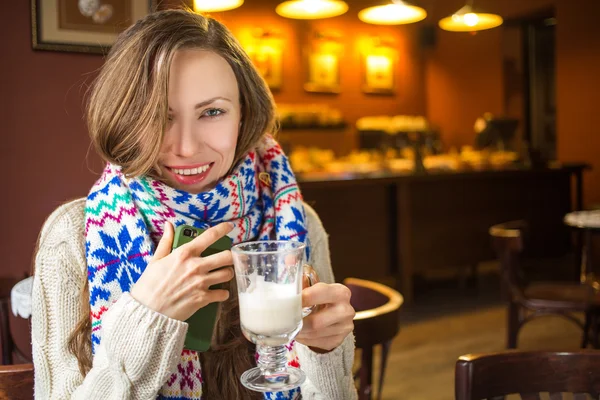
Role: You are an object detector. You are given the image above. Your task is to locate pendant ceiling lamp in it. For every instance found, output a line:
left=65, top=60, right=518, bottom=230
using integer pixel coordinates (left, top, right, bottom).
left=276, top=0, right=349, bottom=20
left=193, top=0, right=244, bottom=12
left=438, top=0, right=503, bottom=32
left=358, top=1, right=427, bottom=25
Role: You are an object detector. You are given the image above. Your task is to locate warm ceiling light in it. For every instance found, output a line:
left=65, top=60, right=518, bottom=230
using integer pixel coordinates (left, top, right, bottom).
left=276, top=0, right=349, bottom=20
left=438, top=2, right=503, bottom=32
left=193, top=0, right=244, bottom=12
left=358, top=1, right=427, bottom=25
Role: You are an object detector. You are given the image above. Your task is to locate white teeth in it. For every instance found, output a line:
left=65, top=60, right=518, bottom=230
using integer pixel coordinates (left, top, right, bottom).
left=172, top=165, right=210, bottom=176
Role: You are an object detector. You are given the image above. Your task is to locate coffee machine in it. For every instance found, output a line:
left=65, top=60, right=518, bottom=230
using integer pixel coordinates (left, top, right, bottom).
left=474, top=116, right=519, bottom=151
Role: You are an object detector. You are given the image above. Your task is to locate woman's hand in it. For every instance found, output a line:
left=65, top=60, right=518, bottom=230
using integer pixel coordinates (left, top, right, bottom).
left=296, top=282, right=355, bottom=353
left=130, top=221, right=234, bottom=321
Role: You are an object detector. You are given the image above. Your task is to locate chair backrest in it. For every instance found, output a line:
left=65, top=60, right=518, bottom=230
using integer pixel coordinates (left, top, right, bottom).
left=343, top=278, right=403, bottom=349
left=455, top=350, right=600, bottom=400
left=0, top=363, right=33, bottom=400
left=8, top=313, right=32, bottom=363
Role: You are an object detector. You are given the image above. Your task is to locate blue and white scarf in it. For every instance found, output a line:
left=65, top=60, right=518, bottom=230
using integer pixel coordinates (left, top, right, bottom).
left=85, top=135, right=307, bottom=399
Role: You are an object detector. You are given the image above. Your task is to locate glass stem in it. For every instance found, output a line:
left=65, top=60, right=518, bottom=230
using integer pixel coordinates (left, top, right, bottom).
left=256, top=344, right=288, bottom=376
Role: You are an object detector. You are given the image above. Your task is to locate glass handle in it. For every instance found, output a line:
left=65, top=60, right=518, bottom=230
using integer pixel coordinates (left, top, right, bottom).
left=302, top=264, right=319, bottom=317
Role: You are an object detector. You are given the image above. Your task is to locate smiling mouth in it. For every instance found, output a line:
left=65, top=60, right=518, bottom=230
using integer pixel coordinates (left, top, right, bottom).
left=166, top=162, right=214, bottom=186
left=170, top=164, right=211, bottom=176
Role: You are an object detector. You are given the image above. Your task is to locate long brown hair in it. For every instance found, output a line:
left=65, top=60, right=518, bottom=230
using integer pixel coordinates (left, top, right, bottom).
left=69, top=9, right=276, bottom=399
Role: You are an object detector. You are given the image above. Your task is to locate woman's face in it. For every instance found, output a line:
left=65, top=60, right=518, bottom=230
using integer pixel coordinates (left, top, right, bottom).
left=159, top=49, right=241, bottom=193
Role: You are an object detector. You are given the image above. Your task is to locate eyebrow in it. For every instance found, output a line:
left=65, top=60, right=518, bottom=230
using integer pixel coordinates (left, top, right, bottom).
left=168, top=96, right=232, bottom=112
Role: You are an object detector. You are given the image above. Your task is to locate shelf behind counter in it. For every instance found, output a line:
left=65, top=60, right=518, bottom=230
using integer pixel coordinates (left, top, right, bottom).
left=297, top=164, right=588, bottom=303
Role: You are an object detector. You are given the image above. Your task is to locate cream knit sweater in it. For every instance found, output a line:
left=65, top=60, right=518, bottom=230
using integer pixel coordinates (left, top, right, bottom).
left=32, top=198, right=357, bottom=399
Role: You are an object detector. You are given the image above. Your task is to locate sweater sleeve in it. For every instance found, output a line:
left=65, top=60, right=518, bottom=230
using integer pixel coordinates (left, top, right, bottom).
left=31, top=200, right=188, bottom=400
left=297, top=203, right=358, bottom=400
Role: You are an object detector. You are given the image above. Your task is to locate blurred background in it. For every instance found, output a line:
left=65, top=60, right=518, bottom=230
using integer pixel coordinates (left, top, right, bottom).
left=2, top=0, right=600, bottom=399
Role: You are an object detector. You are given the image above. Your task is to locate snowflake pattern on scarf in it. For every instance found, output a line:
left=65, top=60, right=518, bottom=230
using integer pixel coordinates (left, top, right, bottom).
left=85, top=136, right=307, bottom=399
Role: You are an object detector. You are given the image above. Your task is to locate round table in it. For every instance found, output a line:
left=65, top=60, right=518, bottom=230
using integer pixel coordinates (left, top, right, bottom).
left=564, top=210, right=600, bottom=285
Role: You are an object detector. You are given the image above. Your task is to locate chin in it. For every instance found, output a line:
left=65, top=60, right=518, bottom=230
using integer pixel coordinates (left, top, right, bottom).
left=171, top=179, right=216, bottom=194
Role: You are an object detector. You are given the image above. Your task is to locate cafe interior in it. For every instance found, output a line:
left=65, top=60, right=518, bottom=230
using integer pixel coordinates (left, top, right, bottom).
left=2, top=0, right=600, bottom=398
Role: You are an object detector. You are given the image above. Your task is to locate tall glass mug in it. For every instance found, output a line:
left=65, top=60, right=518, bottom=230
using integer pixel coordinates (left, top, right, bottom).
left=232, top=240, right=313, bottom=392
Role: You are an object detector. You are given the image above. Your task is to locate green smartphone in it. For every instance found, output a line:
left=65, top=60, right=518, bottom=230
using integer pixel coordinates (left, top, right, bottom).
left=171, top=224, right=232, bottom=352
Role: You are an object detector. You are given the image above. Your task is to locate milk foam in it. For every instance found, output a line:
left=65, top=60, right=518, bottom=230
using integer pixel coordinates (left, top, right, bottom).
left=239, top=276, right=302, bottom=336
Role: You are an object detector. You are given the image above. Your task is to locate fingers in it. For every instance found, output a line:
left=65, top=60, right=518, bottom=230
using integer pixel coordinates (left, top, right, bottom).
left=302, top=282, right=351, bottom=308
left=301, top=303, right=355, bottom=333
left=182, top=222, right=233, bottom=256
left=153, top=221, right=174, bottom=260
left=193, top=249, right=233, bottom=273
left=202, top=267, right=235, bottom=287
left=201, top=288, right=230, bottom=304
left=296, top=298, right=355, bottom=352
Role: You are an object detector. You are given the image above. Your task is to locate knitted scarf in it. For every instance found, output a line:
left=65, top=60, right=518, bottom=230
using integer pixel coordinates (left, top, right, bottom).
left=84, top=136, right=307, bottom=399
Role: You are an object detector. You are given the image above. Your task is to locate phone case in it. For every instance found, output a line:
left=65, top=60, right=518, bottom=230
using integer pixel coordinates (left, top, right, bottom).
left=171, top=224, right=232, bottom=352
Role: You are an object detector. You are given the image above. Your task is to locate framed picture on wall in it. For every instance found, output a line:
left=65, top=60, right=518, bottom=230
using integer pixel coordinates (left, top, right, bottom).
left=304, top=31, right=343, bottom=94
left=31, top=0, right=157, bottom=54
left=243, top=29, right=284, bottom=92
left=304, top=52, right=341, bottom=93
left=247, top=46, right=283, bottom=91
left=362, top=38, right=397, bottom=95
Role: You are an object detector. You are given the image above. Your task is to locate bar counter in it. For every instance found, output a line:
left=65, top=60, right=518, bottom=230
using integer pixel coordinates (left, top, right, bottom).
left=298, top=163, right=588, bottom=303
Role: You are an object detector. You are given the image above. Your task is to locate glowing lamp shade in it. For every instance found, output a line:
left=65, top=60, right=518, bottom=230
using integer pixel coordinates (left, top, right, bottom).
left=276, top=0, right=349, bottom=20
left=193, top=0, right=244, bottom=12
left=358, top=1, right=427, bottom=25
left=438, top=4, right=503, bottom=32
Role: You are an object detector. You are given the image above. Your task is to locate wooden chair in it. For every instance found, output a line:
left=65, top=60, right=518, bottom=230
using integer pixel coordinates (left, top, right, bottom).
left=343, top=277, right=403, bottom=400
left=8, top=311, right=32, bottom=364
left=0, top=277, right=23, bottom=365
left=455, top=350, right=600, bottom=400
left=489, top=220, right=599, bottom=348
left=0, top=363, right=34, bottom=400
left=0, top=276, right=33, bottom=365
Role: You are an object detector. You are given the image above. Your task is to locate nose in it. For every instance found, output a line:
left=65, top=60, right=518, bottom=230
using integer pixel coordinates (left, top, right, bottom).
left=169, top=120, right=204, bottom=158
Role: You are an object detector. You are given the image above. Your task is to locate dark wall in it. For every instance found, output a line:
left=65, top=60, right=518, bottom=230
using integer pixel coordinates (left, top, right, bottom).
left=0, top=0, right=426, bottom=279
left=423, top=0, right=600, bottom=206
left=0, top=2, right=104, bottom=278
left=556, top=0, right=600, bottom=207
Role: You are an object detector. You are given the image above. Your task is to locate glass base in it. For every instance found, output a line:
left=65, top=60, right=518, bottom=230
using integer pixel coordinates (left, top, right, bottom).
left=240, top=366, right=306, bottom=392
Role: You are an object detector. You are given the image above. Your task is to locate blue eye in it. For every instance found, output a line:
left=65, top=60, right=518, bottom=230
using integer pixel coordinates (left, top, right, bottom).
left=203, top=108, right=225, bottom=118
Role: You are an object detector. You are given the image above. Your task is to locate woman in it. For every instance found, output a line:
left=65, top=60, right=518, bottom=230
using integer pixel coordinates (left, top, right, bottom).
left=31, top=8, right=357, bottom=400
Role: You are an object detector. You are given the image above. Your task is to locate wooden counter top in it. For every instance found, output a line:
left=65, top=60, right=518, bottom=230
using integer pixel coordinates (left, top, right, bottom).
left=298, top=163, right=589, bottom=303
left=298, top=163, right=589, bottom=186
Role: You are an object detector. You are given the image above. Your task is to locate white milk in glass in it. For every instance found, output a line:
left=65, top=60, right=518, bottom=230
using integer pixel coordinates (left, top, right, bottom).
left=239, top=275, right=302, bottom=344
